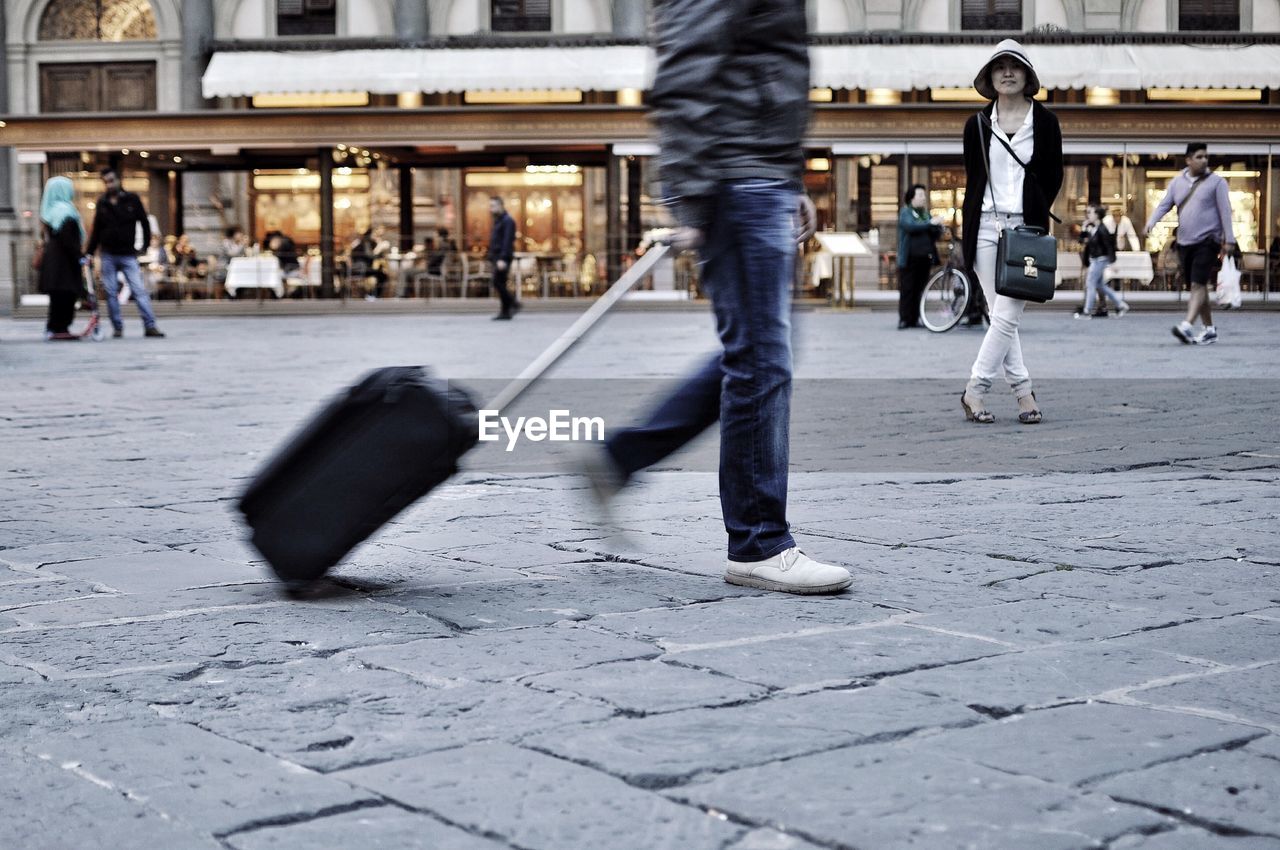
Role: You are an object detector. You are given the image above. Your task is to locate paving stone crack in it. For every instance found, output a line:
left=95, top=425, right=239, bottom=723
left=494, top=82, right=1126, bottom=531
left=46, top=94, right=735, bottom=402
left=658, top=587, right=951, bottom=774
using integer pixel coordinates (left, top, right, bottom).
left=1080, top=732, right=1264, bottom=787
left=1104, top=794, right=1280, bottom=840
left=214, top=798, right=388, bottom=839
left=1099, top=823, right=1179, bottom=850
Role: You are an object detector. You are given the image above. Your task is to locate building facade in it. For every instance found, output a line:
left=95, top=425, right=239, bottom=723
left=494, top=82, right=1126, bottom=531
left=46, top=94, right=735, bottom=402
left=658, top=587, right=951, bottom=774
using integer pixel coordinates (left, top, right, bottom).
left=2, top=0, right=1278, bottom=309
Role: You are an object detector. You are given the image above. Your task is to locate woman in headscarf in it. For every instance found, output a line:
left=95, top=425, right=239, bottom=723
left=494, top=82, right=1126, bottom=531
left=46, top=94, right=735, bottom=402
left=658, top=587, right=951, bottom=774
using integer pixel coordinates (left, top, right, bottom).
left=38, top=176, right=87, bottom=340
left=959, top=40, right=1063, bottom=424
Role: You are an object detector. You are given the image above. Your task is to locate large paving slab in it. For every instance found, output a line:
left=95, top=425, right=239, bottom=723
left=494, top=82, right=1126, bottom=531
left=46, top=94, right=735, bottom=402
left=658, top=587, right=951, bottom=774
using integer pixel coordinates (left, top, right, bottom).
left=1093, top=750, right=1280, bottom=839
left=0, top=749, right=225, bottom=850
left=3, top=310, right=1280, bottom=846
left=522, top=686, right=976, bottom=785
left=338, top=742, right=742, bottom=848
left=22, top=720, right=379, bottom=837
left=674, top=744, right=1172, bottom=849
left=913, top=701, right=1264, bottom=786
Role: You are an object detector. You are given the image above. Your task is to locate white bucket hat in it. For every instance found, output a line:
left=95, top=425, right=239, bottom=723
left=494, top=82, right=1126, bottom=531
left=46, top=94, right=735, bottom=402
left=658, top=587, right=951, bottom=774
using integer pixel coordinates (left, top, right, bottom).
left=974, top=38, right=1041, bottom=100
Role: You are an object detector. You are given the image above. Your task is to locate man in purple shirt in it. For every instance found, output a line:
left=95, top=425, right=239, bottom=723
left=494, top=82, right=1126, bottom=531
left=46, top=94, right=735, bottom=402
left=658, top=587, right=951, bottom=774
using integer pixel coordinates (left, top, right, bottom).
left=1144, top=142, right=1236, bottom=345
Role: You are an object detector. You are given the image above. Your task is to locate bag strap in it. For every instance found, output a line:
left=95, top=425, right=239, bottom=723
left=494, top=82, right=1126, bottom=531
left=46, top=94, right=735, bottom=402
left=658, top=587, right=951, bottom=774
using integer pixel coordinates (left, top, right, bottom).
left=979, top=111, right=1063, bottom=225
left=1176, top=172, right=1209, bottom=212
left=978, top=114, right=1001, bottom=221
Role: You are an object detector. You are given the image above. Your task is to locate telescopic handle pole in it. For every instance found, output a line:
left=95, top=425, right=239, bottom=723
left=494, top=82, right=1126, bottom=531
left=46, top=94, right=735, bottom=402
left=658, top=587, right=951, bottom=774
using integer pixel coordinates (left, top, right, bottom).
left=486, top=243, right=672, bottom=413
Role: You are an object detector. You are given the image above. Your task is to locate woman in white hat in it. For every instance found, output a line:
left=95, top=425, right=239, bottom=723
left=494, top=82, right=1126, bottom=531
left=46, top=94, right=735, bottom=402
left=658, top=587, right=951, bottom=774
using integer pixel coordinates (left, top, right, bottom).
left=959, top=39, right=1063, bottom=424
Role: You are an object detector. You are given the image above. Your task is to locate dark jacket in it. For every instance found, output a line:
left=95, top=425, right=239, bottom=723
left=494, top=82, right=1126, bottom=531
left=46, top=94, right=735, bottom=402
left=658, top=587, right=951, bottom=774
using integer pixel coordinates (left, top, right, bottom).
left=486, top=212, right=515, bottom=264
left=39, top=220, right=85, bottom=295
left=650, top=0, right=810, bottom=230
left=1082, top=222, right=1117, bottom=264
left=961, top=100, right=1063, bottom=275
left=897, top=206, right=941, bottom=268
left=86, top=190, right=150, bottom=257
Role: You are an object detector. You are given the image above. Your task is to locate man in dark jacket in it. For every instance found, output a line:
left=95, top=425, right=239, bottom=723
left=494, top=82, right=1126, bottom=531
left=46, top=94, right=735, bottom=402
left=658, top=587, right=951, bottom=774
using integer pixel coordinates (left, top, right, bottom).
left=580, top=0, right=851, bottom=595
left=86, top=167, right=164, bottom=338
left=486, top=196, right=518, bottom=320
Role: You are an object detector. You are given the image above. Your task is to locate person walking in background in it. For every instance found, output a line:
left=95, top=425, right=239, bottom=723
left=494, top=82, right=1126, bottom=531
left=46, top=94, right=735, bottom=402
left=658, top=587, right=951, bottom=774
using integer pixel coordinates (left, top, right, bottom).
left=1145, top=142, right=1236, bottom=346
left=486, top=197, right=518, bottom=320
left=85, top=167, right=164, bottom=338
left=1104, top=207, right=1141, bottom=252
left=959, top=39, right=1063, bottom=425
left=578, top=0, right=851, bottom=595
left=37, top=176, right=87, bottom=341
left=1076, top=204, right=1130, bottom=320
left=897, top=184, right=943, bottom=329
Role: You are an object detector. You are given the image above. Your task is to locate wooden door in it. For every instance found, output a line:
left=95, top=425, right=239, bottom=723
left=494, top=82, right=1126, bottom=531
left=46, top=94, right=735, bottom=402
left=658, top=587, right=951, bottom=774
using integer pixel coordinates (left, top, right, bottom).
left=39, top=62, right=157, bottom=113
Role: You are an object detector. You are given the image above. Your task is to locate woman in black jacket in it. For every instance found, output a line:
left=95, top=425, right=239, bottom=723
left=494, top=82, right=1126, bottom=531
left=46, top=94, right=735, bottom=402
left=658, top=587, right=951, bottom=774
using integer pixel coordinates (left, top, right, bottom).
left=959, top=40, right=1063, bottom=425
left=1076, top=204, right=1130, bottom=319
left=38, top=176, right=87, bottom=340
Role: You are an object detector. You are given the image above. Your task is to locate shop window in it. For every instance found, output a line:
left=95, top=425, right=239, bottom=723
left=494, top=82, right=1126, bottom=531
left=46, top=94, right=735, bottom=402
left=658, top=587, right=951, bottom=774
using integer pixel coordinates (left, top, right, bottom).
left=38, top=0, right=157, bottom=41
left=278, top=0, right=337, bottom=36
left=250, top=168, right=370, bottom=249
left=462, top=168, right=584, bottom=256
left=960, top=0, right=1022, bottom=30
left=492, top=0, right=552, bottom=32
left=1178, top=0, right=1240, bottom=30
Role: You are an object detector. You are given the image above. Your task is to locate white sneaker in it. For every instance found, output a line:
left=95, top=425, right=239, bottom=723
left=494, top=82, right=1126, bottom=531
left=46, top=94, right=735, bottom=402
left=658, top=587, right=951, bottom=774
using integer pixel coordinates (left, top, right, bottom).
left=724, top=547, right=852, bottom=595
left=1172, top=321, right=1196, bottom=344
left=1195, top=327, right=1218, bottom=345
left=1116, top=302, right=1131, bottom=317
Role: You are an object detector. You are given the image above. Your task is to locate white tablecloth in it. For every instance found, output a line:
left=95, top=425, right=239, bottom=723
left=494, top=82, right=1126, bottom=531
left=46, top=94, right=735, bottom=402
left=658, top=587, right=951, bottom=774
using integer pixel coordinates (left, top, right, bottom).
left=1104, top=251, right=1155, bottom=285
left=225, top=257, right=284, bottom=298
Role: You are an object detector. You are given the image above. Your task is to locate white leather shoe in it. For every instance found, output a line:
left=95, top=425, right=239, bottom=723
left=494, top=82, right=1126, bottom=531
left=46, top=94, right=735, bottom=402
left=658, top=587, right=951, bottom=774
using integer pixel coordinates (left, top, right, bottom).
left=724, top=547, right=852, bottom=595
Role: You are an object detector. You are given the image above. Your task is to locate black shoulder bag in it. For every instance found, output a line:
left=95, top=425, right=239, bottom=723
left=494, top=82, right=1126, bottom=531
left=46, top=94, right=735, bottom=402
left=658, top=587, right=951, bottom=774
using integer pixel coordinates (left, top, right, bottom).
left=980, top=113, right=1057, bottom=303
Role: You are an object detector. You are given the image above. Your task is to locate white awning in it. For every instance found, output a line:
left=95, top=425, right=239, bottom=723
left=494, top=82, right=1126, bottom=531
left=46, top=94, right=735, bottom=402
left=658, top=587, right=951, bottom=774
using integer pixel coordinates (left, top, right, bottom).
left=203, top=46, right=654, bottom=98
left=811, top=43, right=1280, bottom=91
left=203, top=43, right=1280, bottom=99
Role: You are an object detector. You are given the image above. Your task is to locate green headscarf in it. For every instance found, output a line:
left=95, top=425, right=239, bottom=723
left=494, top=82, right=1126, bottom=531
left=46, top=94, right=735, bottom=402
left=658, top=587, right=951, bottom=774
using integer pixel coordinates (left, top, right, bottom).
left=40, top=176, right=84, bottom=241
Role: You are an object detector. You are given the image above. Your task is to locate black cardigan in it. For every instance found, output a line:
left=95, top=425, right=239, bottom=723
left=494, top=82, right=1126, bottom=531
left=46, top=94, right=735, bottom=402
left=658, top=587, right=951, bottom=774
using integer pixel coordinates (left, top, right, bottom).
left=960, top=100, right=1064, bottom=275
left=1082, top=221, right=1118, bottom=264
left=38, top=219, right=85, bottom=295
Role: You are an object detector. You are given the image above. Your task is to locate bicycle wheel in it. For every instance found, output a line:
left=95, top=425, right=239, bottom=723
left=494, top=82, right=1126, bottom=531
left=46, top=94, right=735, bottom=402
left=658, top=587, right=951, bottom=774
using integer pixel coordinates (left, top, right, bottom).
left=920, top=267, right=970, bottom=333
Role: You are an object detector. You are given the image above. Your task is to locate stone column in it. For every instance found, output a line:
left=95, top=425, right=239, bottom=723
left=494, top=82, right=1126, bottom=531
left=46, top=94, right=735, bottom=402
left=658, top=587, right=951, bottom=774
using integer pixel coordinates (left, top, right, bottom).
left=0, top=0, right=11, bottom=215
left=179, top=1, right=223, bottom=252
left=394, top=0, right=430, bottom=42
left=320, top=149, right=336, bottom=298
left=0, top=1, right=18, bottom=315
left=605, top=149, right=622, bottom=284
left=611, top=0, right=646, bottom=36
left=181, top=0, right=214, bottom=111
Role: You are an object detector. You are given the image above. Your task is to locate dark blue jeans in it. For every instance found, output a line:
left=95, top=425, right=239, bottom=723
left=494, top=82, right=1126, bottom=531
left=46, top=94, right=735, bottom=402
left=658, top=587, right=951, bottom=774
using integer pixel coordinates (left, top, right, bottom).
left=607, top=179, right=796, bottom=562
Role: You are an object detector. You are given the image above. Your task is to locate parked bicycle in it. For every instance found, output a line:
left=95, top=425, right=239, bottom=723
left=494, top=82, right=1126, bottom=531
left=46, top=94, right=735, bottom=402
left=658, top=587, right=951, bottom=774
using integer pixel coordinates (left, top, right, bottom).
left=920, top=240, right=986, bottom=333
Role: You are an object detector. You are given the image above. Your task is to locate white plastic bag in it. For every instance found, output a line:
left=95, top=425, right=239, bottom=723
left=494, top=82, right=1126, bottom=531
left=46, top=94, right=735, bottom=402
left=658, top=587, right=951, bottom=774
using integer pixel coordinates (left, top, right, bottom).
left=1216, top=255, right=1242, bottom=309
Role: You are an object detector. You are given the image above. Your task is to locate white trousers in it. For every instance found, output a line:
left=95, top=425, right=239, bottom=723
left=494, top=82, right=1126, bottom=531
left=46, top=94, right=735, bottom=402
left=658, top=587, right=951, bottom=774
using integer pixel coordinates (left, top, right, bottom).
left=968, top=212, right=1033, bottom=399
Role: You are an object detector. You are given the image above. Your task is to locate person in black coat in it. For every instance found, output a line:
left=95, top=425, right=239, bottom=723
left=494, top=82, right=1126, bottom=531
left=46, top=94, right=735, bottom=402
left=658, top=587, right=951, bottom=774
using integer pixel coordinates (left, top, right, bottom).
left=959, top=39, right=1063, bottom=426
left=37, top=176, right=87, bottom=340
left=486, top=197, right=518, bottom=320
left=1076, top=204, right=1130, bottom=319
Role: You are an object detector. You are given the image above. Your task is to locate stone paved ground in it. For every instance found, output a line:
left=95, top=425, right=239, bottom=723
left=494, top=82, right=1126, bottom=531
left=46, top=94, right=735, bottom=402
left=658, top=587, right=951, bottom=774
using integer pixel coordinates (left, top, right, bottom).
left=1, top=306, right=1279, bottom=850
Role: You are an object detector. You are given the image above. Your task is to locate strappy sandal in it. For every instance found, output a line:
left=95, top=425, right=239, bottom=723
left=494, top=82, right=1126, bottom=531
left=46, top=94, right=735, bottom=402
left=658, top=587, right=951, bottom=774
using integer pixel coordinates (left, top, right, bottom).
left=1017, top=391, right=1042, bottom=425
left=960, top=390, right=995, bottom=424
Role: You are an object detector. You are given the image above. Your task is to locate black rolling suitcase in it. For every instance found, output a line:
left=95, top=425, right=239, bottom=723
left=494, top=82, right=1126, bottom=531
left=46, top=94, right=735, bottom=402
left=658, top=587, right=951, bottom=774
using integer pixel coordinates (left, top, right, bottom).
left=238, top=244, right=670, bottom=583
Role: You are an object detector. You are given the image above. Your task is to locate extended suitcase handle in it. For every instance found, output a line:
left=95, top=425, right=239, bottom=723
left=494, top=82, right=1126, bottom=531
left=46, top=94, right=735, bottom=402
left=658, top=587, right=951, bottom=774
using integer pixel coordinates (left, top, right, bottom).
left=486, top=242, right=672, bottom=413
